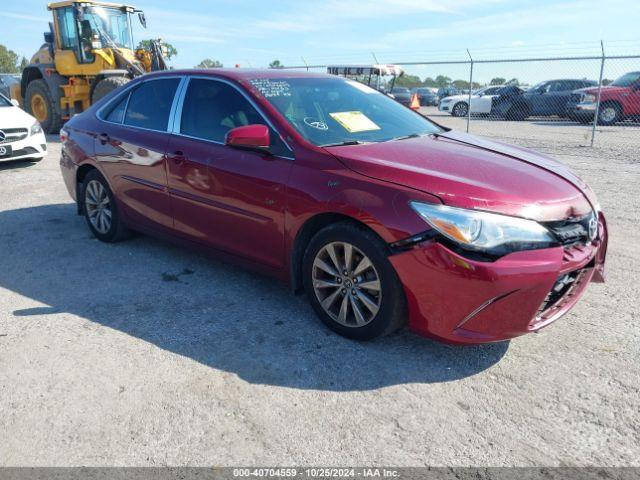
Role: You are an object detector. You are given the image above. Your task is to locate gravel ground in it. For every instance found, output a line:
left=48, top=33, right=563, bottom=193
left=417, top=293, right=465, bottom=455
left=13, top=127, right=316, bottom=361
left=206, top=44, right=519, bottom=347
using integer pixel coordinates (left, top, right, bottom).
left=0, top=124, right=638, bottom=467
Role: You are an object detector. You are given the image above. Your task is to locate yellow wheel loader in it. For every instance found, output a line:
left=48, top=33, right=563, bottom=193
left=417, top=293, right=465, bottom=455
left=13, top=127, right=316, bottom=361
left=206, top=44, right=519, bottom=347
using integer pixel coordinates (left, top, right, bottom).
left=11, top=1, right=167, bottom=133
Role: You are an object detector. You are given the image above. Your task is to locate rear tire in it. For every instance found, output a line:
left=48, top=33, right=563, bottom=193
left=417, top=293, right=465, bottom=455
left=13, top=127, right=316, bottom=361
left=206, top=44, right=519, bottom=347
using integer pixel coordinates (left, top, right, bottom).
left=81, top=169, right=130, bottom=243
left=91, top=76, right=130, bottom=103
left=25, top=79, right=62, bottom=134
left=302, top=222, right=407, bottom=340
left=452, top=102, right=468, bottom=117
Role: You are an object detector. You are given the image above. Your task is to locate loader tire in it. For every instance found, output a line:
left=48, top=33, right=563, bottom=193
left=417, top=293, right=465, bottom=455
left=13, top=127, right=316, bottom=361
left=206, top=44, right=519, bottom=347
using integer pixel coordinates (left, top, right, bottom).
left=92, top=76, right=130, bottom=104
left=25, top=79, right=63, bottom=134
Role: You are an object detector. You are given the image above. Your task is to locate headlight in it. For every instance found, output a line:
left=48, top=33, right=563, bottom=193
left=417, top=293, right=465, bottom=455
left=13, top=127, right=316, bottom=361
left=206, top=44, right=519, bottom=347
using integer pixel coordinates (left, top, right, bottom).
left=30, top=122, right=43, bottom=135
left=409, top=202, right=556, bottom=252
left=583, top=94, right=596, bottom=103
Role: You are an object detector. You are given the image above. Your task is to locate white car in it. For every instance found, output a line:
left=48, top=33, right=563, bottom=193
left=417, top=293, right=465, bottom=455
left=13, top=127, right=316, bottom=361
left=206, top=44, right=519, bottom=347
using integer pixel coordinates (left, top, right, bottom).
left=0, top=93, right=47, bottom=162
left=438, top=85, right=505, bottom=117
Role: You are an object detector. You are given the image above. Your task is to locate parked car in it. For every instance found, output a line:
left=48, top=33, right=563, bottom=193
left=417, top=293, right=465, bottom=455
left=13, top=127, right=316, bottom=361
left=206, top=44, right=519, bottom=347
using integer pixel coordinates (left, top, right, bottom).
left=490, top=85, right=526, bottom=117
left=438, top=85, right=506, bottom=117
left=59, top=69, right=607, bottom=344
left=0, top=74, right=19, bottom=99
left=566, top=71, right=640, bottom=125
left=436, top=86, right=461, bottom=102
left=494, top=79, right=597, bottom=120
left=388, top=86, right=412, bottom=107
left=411, top=87, right=439, bottom=106
left=0, top=93, right=47, bottom=162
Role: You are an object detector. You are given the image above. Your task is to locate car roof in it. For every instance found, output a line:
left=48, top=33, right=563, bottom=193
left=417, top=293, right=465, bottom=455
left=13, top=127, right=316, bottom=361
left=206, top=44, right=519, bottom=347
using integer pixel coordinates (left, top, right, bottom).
left=145, top=68, right=332, bottom=81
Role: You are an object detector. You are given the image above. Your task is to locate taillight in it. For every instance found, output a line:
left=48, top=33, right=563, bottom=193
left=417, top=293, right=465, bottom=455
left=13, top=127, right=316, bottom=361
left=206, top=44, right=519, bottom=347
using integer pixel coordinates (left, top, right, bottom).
left=59, top=128, right=68, bottom=143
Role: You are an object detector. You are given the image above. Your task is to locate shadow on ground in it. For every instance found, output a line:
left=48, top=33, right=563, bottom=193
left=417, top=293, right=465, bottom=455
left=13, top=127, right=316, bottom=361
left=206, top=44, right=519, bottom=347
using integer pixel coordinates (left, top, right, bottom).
left=1, top=203, right=508, bottom=391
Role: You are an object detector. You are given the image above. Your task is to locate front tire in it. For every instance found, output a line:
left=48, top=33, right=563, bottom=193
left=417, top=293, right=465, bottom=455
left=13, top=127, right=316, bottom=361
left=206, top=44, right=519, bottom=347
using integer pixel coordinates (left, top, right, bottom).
left=597, top=103, right=622, bottom=126
left=302, top=222, right=407, bottom=340
left=81, top=169, right=130, bottom=242
left=25, top=79, right=62, bottom=134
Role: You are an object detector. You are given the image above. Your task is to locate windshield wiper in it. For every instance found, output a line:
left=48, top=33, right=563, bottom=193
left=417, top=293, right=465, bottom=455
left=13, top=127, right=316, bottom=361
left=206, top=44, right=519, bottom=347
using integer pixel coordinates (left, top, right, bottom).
left=320, top=140, right=365, bottom=147
left=389, top=133, right=422, bottom=142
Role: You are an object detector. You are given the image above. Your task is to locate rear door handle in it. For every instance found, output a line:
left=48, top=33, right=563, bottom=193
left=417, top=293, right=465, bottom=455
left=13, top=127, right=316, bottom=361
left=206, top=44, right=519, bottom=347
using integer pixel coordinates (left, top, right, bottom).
left=98, top=133, right=110, bottom=144
left=167, top=150, right=187, bottom=165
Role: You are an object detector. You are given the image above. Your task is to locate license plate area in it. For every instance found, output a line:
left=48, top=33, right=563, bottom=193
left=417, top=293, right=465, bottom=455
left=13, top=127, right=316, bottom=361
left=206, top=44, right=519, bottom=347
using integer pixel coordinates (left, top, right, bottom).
left=0, top=145, right=12, bottom=158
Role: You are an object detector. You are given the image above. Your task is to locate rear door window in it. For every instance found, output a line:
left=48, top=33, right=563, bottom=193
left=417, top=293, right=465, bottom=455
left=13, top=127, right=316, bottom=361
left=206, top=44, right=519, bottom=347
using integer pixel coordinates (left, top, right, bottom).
left=124, top=78, right=180, bottom=131
left=104, top=93, right=129, bottom=123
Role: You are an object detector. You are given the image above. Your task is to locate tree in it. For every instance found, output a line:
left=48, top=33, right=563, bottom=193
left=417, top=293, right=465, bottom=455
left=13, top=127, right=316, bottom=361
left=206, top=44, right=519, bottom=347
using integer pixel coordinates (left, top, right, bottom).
left=452, top=79, right=470, bottom=90
left=490, top=77, right=506, bottom=85
left=434, top=75, right=452, bottom=88
left=136, top=39, right=177, bottom=60
left=196, top=58, right=223, bottom=68
left=19, top=57, right=29, bottom=71
left=423, top=77, right=438, bottom=88
left=506, top=78, right=520, bottom=86
left=395, top=74, right=423, bottom=89
left=269, top=59, right=283, bottom=69
left=0, top=44, right=21, bottom=73
left=602, top=78, right=613, bottom=86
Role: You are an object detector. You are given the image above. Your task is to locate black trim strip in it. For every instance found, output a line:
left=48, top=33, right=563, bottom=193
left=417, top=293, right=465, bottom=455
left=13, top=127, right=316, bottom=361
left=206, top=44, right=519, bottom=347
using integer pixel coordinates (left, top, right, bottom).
left=121, top=175, right=165, bottom=191
left=168, top=187, right=271, bottom=223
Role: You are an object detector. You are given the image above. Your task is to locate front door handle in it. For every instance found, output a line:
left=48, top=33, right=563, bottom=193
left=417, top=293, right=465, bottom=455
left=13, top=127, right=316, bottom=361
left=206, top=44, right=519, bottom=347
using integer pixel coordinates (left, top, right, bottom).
left=167, top=150, right=187, bottom=165
left=98, top=133, right=110, bottom=144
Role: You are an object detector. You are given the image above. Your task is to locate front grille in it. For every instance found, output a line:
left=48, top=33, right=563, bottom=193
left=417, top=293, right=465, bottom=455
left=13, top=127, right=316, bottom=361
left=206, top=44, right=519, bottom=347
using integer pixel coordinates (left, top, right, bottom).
left=536, top=268, right=588, bottom=319
left=0, top=128, right=28, bottom=144
left=543, top=211, right=597, bottom=247
left=570, top=93, right=583, bottom=103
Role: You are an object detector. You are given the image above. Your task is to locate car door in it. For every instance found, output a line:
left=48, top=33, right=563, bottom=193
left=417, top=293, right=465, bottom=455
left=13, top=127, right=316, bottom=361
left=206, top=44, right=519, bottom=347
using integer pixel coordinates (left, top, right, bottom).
left=542, top=81, right=571, bottom=116
left=474, top=87, right=498, bottom=113
left=165, top=76, right=294, bottom=268
left=625, top=79, right=640, bottom=115
left=94, top=76, right=181, bottom=232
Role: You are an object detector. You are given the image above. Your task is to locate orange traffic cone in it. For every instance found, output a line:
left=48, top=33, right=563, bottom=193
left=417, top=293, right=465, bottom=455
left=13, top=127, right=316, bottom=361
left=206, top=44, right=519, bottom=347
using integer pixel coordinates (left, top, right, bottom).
left=410, top=93, right=420, bottom=110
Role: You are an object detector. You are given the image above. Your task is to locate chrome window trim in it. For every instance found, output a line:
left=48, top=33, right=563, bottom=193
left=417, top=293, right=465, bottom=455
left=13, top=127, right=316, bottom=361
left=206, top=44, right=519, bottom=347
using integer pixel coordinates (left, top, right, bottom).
left=96, top=75, right=186, bottom=133
left=170, top=75, right=295, bottom=160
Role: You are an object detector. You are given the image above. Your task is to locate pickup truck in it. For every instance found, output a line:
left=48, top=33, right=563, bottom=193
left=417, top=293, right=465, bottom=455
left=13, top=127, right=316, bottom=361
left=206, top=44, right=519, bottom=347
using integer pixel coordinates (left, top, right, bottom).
left=566, top=71, right=640, bottom=125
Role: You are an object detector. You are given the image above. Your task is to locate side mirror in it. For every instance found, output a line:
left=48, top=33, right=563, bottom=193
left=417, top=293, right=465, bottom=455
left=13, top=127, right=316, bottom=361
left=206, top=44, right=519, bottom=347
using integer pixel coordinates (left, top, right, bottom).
left=225, top=124, right=270, bottom=153
left=138, top=12, right=147, bottom=28
left=11, top=99, right=20, bottom=107
left=44, top=31, right=54, bottom=44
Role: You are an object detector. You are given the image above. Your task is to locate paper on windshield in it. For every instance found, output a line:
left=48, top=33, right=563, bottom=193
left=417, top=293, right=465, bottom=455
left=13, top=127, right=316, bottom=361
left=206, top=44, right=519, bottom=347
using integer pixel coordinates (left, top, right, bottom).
left=329, top=111, right=380, bottom=133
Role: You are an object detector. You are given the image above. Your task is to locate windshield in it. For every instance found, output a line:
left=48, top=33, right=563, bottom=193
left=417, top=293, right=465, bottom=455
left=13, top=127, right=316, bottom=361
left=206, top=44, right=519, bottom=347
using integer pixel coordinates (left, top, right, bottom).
left=611, top=72, right=640, bottom=87
left=251, top=77, right=442, bottom=147
left=391, top=87, right=409, bottom=93
left=83, top=6, right=132, bottom=49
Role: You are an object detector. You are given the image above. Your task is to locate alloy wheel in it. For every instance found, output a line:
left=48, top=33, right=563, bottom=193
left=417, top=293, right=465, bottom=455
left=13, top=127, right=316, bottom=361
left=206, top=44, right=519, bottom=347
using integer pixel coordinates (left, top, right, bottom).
left=599, top=106, right=617, bottom=123
left=85, top=180, right=112, bottom=234
left=312, top=241, right=382, bottom=327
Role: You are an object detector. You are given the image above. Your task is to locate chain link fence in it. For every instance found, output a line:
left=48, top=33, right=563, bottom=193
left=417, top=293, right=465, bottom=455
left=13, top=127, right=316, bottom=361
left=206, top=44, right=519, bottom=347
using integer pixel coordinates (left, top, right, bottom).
left=287, top=49, right=640, bottom=155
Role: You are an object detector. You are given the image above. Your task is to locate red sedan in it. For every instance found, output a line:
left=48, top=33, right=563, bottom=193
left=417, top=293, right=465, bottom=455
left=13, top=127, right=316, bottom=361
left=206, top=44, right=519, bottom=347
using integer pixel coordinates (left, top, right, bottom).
left=59, top=69, right=607, bottom=344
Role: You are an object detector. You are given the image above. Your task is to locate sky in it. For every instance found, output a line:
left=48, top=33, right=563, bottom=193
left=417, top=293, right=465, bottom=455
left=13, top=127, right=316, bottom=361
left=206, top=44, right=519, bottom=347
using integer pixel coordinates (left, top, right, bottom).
left=2, top=0, right=639, bottom=85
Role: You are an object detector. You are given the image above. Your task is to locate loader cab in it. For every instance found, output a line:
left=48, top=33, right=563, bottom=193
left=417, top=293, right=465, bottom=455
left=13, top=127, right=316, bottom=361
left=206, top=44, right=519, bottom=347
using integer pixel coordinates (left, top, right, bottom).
left=49, top=1, right=136, bottom=73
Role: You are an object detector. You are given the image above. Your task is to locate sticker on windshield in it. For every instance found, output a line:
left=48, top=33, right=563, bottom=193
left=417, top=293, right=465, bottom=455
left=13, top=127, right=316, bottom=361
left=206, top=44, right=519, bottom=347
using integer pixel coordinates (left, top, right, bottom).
left=248, top=79, right=291, bottom=98
left=329, top=111, right=380, bottom=133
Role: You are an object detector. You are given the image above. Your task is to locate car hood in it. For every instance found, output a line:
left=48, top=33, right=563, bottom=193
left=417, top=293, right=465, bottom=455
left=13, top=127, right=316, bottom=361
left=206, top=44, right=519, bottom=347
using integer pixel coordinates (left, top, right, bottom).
left=579, top=85, right=629, bottom=96
left=0, top=105, right=36, bottom=129
left=326, top=130, right=597, bottom=222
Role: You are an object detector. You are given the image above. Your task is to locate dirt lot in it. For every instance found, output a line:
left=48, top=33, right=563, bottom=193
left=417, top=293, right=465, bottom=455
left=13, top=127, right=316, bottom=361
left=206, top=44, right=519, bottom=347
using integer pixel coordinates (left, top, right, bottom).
left=0, top=124, right=638, bottom=466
